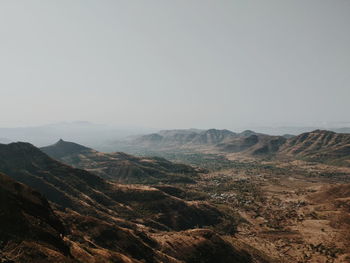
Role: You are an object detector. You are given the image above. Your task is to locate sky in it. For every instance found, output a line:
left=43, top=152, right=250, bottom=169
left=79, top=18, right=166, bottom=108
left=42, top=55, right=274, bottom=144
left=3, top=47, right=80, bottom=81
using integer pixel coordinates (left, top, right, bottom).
left=0, top=1, right=349, bottom=130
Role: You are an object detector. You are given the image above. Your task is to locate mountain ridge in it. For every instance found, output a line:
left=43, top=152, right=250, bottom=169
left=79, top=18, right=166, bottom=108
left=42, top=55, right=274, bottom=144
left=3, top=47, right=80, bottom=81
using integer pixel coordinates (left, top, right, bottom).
left=278, top=129, right=350, bottom=166
left=41, top=139, right=200, bottom=184
left=114, top=129, right=350, bottom=166
left=0, top=142, right=265, bottom=262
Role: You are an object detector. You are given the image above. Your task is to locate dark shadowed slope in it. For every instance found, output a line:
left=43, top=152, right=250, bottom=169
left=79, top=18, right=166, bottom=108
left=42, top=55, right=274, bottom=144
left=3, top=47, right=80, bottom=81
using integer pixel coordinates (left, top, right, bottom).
left=41, top=139, right=199, bottom=184
left=0, top=172, right=73, bottom=263
left=0, top=142, right=267, bottom=262
left=40, top=138, right=92, bottom=158
left=0, top=170, right=172, bottom=262
left=0, top=142, right=224, bottom=231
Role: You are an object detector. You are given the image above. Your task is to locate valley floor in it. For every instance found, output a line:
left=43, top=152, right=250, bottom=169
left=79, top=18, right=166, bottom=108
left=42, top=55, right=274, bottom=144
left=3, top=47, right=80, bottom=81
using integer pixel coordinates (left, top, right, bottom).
left=183, top=160, right=350, bottom=263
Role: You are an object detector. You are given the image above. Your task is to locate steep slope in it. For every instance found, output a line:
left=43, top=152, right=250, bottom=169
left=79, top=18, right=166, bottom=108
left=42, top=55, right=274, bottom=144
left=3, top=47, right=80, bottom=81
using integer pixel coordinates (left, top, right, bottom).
left=237, top=130, right=257, bottom=137
left=278, top=130, right=350, bottom=166
left=310, top=183, right=350, bottom=204
left=115, top=129, right=287, bottom=159
left=0, top=172, right=173, bottom=262
left=216, top=129, right=350, bottom=165
left=217, top=134, right=287, bottom=156
left=41, top=140, right=199, bottom=184
left=151, top=229, right=255, bottom=263
left=190, top=129, right=237, bottom=145
left=0, top=142, right=266, bottom=262
left=307, top=184, right=350, bottom=261
left=41, top=138, right=92, bottom=158
left=115, top=129, right=350, bottom=167
left=0, top=172, right=241, bottom=263
left=0, top=142, right=225, bottom=231
left=0, top=172, right=73, bottom=263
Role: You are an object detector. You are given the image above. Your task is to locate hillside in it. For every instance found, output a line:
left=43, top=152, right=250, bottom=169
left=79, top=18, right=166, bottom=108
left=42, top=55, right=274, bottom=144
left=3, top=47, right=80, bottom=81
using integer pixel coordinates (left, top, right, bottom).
left=0, top=172, right=73, bottom=262
left=115, top=129, right=286, bottom=157
left=0, top=142, right=226, bottom=231
left=0, top=142, right=269, bottom=262
left=116, top=129, right=350, bottom=167
left=41, top=139, right=199, bottom=184
left=217, top=134, right=287, bottom=156
left=278, top=130, right=350, bottom=166
left=218, top=129, right=350, bottom=165
left=307, top=183, right=350, bottom=259
left=41, top=138, right=92, bottom=158
left=0, top=171, right=257, bottom=263
left=123, top=129, right=237, bottom=150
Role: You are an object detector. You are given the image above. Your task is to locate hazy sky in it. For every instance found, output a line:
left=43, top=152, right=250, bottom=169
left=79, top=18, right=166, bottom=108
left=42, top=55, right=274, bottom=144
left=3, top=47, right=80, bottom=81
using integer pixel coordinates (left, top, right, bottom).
left=0, top=1, right=349, bottom=129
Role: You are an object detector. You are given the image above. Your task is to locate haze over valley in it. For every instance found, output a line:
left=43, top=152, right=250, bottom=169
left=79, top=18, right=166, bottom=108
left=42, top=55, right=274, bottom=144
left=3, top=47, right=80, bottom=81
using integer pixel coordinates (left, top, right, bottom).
left=0, top=1, right=350, bottom=263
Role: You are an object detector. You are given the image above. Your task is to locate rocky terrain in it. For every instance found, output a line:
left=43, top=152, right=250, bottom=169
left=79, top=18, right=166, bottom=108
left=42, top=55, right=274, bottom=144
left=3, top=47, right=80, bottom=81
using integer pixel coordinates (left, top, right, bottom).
left=0, top=172, right=72, bottom=262
left=115, top=129, right=238, bottom=151
left=104, top=128, right=350, bottom=262
left=0, top=142, right=268, bottom=263
left=278, top=130, right=350, bottom=166
left=217, top=134, right=286, bottom=157
left=116, top=129, right=350, bottom=167
left=0, top=129, right=349, bottom=262
left=41, top=139, right=199, bottom=184
left=185, top=160, right=350, bottom=263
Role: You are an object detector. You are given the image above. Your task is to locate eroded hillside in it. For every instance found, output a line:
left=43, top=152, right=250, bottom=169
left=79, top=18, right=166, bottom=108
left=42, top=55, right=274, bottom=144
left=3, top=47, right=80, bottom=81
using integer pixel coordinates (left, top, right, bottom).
left=41, top=139, right=199, bottom=184
left=0, top=142, right=269, bottom=263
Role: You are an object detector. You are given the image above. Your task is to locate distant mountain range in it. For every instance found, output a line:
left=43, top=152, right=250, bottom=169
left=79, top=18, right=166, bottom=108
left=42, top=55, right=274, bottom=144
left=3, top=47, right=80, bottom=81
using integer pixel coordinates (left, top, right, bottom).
left=238, top=125, right=350, bottom=136
left=120, top=129, right=257, bottom=150
left=1, top=122, right=349, bottom=152
left=115, top=129, right=350, bottom=166
left=0, top=121, right=154, bottom=149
